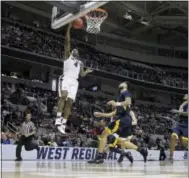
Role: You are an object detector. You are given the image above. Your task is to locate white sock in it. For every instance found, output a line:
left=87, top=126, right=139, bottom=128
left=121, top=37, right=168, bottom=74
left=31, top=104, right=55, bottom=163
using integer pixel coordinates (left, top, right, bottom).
left=62, top=119, right=67, bottom=125
left=57, top=112, right=62, bottom=117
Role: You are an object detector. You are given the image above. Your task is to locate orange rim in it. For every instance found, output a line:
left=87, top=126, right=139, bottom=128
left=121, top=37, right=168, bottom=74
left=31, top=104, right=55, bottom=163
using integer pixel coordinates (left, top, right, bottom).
left=85, top=8, right=108, bottom=20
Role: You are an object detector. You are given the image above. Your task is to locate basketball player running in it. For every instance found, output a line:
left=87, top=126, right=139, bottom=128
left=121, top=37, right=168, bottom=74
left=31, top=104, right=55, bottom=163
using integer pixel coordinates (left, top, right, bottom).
left=55, top=23, right=93, bottom=134
left=88, top=82, right=147, bottom=164
left=169, top=94, right=188, bottom=162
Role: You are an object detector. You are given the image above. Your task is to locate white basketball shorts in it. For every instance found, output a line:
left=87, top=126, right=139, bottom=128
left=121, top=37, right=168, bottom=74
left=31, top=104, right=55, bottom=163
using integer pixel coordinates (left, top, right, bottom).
left=58, top=75, right=78, bottom=101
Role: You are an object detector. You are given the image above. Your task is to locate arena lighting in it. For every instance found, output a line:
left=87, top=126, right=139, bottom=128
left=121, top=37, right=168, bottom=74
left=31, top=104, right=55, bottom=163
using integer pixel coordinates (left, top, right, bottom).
left=51, top=1, right=110, bottom=29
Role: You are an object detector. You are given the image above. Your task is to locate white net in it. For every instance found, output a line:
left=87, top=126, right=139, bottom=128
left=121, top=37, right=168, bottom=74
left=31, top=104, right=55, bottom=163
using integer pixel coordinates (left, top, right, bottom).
left=85, top=8, right=108, bottom=34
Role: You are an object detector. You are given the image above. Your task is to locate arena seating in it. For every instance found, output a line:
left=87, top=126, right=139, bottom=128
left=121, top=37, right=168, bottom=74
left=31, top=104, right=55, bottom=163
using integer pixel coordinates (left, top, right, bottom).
left=2, top=78, right=185, bottom=150
left=1, top=15, right=187, bottom=151
left=2, top=18, right=188, bottom=89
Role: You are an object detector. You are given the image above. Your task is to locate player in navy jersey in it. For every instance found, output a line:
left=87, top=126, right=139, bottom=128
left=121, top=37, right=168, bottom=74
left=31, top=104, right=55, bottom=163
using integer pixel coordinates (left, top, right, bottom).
left=169, top=94, right=188, bottom=162
left=106, top=107, right=148, bottom=164
left=88, top=82, right=147, bottom=164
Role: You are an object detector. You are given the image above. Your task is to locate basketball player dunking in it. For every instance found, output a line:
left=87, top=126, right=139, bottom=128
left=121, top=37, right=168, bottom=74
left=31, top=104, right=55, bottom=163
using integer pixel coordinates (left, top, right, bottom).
left=55, top=23, right=93, bottom=134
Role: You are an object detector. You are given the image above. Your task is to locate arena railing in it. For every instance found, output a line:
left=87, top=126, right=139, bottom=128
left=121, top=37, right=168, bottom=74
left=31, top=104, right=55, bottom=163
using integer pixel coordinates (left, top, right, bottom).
left=1, top=75, right=181, bottom=109
left=83, top=59, right=188, bottom=89
left=2, top=47, right=187, bottom=90
left=2, top=21, right=187, bottom=88
left=1, top=21, right=188, bottom=82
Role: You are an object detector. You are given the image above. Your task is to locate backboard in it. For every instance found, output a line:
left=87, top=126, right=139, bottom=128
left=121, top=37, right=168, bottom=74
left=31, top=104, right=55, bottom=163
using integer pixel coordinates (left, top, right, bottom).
left=51, top=0, right=110, bottom=30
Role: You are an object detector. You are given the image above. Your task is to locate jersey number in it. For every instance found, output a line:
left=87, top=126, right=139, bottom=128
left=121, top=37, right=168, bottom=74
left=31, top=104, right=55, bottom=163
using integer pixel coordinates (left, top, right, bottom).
left=74, top=61, right=79, bottom=67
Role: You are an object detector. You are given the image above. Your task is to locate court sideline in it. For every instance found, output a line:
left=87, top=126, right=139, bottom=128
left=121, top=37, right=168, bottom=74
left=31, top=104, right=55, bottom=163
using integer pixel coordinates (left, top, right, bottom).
left=2, top=161, right=188, bottom=178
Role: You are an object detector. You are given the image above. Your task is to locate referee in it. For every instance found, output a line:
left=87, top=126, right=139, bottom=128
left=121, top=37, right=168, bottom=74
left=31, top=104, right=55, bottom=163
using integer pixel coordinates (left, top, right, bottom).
left=15, top=109, right=39, bottom=161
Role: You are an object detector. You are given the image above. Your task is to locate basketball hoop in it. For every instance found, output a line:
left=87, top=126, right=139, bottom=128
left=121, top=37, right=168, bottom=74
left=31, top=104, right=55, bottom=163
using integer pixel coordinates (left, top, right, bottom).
left=85, top=8, right=108, bottom=34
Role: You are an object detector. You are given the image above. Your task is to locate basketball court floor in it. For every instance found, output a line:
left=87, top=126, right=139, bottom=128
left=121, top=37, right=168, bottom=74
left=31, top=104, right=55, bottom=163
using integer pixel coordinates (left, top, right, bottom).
left=2, top=160, right=188, bottom=178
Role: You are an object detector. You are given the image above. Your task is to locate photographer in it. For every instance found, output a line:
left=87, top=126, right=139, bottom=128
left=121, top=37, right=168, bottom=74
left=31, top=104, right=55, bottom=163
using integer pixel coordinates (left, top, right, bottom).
left=15, top=109, right=39, bottom=161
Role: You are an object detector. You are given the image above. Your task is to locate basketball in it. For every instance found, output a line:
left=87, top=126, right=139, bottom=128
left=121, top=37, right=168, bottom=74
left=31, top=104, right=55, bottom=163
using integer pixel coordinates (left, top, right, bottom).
left=72, top=18, right=84, bottom=29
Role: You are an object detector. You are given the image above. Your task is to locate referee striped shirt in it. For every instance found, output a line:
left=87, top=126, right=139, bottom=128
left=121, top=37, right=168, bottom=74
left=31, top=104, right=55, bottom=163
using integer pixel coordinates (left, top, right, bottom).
left=21, top=121, right=36, bottom=136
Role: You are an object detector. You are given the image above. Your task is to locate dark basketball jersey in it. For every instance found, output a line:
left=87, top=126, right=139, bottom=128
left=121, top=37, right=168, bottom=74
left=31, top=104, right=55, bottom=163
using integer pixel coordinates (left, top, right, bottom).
left=116, top=90, right=131, bottom=119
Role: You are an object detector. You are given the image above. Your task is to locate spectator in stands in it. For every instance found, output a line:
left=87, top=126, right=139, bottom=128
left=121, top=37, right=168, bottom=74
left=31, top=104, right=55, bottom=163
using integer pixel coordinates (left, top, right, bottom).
left=1, top=132, right=11, bottom=144
left=48, top=137, right=58, bottom=147
left=1, top=18, right=188, bottom=88
left=0, top=80, right=184, bottom=151
left=56, top=135, right=63, bottom=147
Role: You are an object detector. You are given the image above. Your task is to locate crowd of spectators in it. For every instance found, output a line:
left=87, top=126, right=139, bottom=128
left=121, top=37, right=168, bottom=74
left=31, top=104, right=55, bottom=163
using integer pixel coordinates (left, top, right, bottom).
left=2, top=18, right=188, bottom=89
left=1, top=13, right=187, bottom=151
left=3, top=8, right=188, bottom=60
left=2, top=78, right=185, bottom=151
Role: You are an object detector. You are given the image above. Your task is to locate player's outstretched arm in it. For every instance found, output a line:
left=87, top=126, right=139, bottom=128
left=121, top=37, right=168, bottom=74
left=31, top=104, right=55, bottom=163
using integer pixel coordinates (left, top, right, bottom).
left=171, top=109, right=188, bottom=116
left=94, top=110, right=117, bottom=118
left=80, top=63, right=93, bottom=77
left=179, top=112, right=188, bottom=116
left=64, top=23, right=72, bottom=60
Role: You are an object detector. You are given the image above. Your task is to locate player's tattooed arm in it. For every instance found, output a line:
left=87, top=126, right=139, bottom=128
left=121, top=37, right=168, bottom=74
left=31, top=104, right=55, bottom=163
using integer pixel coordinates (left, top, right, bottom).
left=80, top=63, right=93, bottom=77
left=64, top=23, right=72, bottom=60
left=94, top=110, right=117, bottom=118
